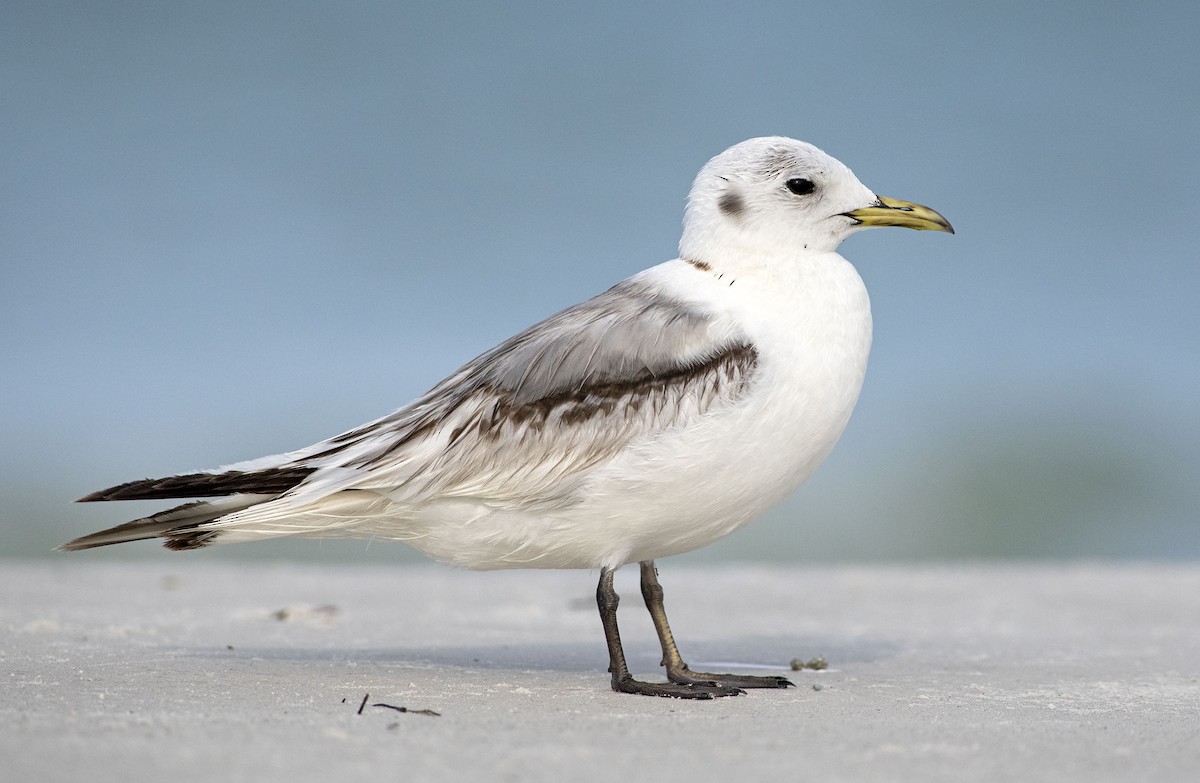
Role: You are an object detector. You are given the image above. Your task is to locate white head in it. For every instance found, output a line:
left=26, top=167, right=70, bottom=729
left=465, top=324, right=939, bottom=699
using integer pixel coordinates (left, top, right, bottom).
left=678, top=136, right=952, bottom=264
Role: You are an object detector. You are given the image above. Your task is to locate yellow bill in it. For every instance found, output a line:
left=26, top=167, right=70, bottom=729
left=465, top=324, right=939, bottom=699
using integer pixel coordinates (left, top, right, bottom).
left=844, top=196, right=954, bottom=234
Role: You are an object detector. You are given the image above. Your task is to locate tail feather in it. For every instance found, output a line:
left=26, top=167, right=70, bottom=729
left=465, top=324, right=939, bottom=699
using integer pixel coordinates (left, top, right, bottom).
left=59, top=495, right=264, bottom=551
left=77, top=466, right=316, bottom=502
left=65, top=465, right=391, bottom=553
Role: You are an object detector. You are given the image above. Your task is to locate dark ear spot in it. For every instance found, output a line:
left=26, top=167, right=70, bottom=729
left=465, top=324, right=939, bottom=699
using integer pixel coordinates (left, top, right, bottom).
left=718, top=191, right=746, bottom=219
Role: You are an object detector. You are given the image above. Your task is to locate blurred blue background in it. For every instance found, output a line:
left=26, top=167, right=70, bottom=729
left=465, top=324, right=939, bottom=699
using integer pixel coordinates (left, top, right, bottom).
left=3, top=2, right=1197, bottom=563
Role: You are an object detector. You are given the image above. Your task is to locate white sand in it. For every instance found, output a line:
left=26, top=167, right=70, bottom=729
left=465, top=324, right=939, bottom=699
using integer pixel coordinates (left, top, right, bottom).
left=3, top=559, right=1198, bottom=782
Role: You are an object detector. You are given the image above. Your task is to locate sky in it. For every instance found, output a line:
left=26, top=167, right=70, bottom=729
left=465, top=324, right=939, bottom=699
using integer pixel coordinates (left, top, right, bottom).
left=3, top=1, right=1198, bottom=563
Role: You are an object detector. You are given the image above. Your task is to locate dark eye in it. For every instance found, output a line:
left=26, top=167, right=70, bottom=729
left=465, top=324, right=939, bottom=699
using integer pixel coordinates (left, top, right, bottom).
left=785, top=177, right=815, bottom=195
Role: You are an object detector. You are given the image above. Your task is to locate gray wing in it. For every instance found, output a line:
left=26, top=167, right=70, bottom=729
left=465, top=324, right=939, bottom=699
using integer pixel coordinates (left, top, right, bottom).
left=287, top=277, right=759, bottom=507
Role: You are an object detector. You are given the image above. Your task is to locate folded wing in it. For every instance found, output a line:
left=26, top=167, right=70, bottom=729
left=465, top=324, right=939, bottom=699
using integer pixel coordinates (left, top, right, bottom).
left=64, top=276, right=759, bottom=550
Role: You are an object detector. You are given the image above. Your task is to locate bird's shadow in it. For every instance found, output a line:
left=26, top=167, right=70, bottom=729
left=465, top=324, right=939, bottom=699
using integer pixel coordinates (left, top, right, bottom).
left=191, top=634, right=901, bottom=674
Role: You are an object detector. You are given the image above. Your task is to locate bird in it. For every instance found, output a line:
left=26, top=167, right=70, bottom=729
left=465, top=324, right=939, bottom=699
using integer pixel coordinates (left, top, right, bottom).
left=63, top=136, right=953, bottom=699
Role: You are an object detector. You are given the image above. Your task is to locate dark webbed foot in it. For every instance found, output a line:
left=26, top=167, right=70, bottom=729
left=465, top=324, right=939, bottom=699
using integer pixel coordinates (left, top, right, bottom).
left=598, top=567, right=747, bottom=699
left=666, top=665, right=793, bottom=690
left=613, top=674, right=745, bottom=700
left=597, top=564, right=792, bottom=698
left=638, top=561, right=793, bottom=691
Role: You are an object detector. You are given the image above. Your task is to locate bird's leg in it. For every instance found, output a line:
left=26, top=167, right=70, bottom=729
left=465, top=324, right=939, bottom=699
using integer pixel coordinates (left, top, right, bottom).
left=638, top=560, right=793, bottom=689
left=596, top=567, right=743, bottom=699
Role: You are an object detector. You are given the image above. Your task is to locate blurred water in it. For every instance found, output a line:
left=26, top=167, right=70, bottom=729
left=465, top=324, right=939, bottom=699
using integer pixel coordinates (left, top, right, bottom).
left=4, top=2, right=1197, bottom=562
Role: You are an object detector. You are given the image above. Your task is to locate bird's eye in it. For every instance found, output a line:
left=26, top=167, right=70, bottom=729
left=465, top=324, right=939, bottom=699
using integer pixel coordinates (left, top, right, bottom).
left=785, top=178, right=815, bottom=195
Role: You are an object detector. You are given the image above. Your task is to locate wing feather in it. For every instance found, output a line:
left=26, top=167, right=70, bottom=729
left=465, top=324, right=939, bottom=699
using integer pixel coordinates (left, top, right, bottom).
left=284, top=276, right=759, bottom=508
left=68, top=273, right=760, bottom=548
left=77, top=466, right=316, bottom=502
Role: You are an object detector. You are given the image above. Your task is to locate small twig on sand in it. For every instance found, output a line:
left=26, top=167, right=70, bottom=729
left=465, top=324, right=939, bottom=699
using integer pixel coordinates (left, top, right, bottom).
left=357, top=693, right=369, bottom=715
left=372, top=702, right=441, bottom=718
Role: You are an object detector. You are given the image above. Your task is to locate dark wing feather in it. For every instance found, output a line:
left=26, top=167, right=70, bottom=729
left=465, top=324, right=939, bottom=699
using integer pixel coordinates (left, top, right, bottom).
left=77, top=466, right=316, bottom=502
left=60, top=496, right=261, bottom=551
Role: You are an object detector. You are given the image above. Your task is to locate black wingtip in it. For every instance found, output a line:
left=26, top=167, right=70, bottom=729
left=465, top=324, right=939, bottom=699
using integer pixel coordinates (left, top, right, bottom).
left=76, top=487, right=127, bottom=503
left=76, top=466, right=316, bottom=502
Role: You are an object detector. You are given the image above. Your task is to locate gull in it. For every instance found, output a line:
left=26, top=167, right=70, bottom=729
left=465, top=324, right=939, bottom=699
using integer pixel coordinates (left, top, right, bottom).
left=63, top=137, right=953, bottom=699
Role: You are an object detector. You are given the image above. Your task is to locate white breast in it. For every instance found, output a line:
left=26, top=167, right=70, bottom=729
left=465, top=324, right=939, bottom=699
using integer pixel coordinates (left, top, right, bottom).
left=582, top=253, right=872, bottom=564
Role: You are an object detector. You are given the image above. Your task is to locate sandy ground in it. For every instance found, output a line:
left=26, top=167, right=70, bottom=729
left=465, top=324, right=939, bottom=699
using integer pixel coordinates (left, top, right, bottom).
left=2, top=559, right=1197, bottom=782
